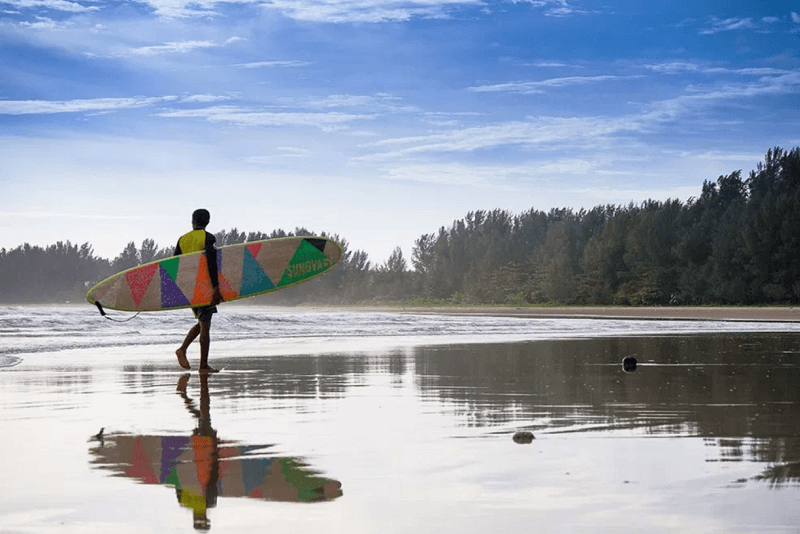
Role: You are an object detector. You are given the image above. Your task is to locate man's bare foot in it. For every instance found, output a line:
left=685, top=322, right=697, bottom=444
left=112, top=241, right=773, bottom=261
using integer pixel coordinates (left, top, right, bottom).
left=199, top=366, right=219, bottom=374
left=176, top=348, right=191, bottom=370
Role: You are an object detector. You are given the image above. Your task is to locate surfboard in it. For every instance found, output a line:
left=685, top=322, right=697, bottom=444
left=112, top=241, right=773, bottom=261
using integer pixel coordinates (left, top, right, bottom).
left=86, top=236, right=342, bottom=312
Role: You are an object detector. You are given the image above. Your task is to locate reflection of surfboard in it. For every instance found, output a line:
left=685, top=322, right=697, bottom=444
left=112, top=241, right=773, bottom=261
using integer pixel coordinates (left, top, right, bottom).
left=89, top=433, right=343, bottom=503
left=86, top=236, right=341, bottom=312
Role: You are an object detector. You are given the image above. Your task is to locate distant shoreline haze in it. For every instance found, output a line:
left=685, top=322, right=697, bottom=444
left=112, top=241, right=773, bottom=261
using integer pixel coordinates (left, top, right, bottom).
left=1, top=147, right=799, bottom=306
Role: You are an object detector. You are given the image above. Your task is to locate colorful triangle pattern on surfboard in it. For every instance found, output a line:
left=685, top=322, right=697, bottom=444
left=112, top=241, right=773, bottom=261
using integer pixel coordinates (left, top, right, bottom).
left=160, top=262, right=190, bottom=308
left=126, top=264, right=159, bottom=308
left=240, top=245, right=274, bottom=296
left=277, top=239, right=333, bottom=288
left=88, top=236, right=341, bottom=312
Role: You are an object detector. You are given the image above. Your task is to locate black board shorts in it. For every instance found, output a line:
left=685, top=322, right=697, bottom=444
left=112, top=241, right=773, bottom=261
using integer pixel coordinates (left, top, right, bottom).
left=192, top=305, right=217, bottom=322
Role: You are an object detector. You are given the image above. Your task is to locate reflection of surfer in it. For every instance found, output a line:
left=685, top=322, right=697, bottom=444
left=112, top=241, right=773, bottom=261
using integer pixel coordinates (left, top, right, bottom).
left=176, top=373, right=219, bottom=530
left=88, top=378, right=343, bottom=526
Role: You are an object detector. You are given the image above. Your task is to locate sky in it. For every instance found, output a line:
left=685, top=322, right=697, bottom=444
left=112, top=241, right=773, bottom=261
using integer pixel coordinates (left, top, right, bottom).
left=1, top=0, right=799, bottom=265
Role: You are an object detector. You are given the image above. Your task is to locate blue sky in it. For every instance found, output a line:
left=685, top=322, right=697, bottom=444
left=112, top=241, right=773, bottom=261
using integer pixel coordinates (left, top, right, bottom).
left=1, top=0, right=799, bottom=265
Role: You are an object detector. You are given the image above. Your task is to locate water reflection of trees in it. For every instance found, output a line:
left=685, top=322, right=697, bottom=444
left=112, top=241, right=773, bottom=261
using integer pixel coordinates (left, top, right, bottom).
left=754, top=459, right=800, bottom=487
left=412, top=333, right=800, bottom=486
left=110, top=334, right=800, bottom=487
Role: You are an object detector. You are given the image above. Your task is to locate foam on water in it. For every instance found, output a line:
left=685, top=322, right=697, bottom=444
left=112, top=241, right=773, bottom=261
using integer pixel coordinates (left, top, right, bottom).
left=2, top=305, right=800, bottom=359
left=0, top=355, right=22, bottom=368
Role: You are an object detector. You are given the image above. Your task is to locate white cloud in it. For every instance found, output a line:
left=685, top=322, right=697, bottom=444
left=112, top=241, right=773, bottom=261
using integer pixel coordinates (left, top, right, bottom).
left=643, top=61, right=791, bottom=76
left=468, top=75, right=627, bottom=94
left=696, top=71, right=799, bottom=97
left=677, top=149, right=764, bottom=163
left=232, top=60, right=312, bottom=68
left=126, top=40, right=220, bottom=56
left=360, top=115, right=642, bottom=160
left=0, top=96, right=174, bottom=115
left=308, top=94, right=385, bottom=108
left=420, top=110, right=483, bottom=127
left=91, top=0, right=586, bottom=22
left=523, top=61, right=581, bottom=68
left=363, top=71, right=800, bottom=161
left=132, top=0, right=483, bottom=21
left=262, top=0, right=479, bottom=23
left=643, top=74, right=800, bottom=122
left=128, top=0, right=229, bottom=18
left=179, top=94, right=234, bottom=103
left=699, top=17, right=755, bottom=35
left=643, top=61, right=702, bottom=74
left=698, top=13, right=800, bottom=34
left=302, top=93, right=418, bottom=114
left=242, top=147, right=312, bottom=164
left=156, top=105, right=375, bottom=131
left=724, top=67, right=792, bottom=76
left=511, top=0, right=587, bottom=17
left=19, top=17, right=69, bottom=30
left=86, top=36, right=245, bottom=58
left=5, top=0, right=99, bottom=13
left=714, top=67, right=790, bottom=75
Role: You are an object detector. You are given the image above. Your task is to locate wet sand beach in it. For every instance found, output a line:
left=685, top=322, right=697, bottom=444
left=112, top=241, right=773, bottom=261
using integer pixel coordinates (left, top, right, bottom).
left=1, top=306, right=799, bottom=533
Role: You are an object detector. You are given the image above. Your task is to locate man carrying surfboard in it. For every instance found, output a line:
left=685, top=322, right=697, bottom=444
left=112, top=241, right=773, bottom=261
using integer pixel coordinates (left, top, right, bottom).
left=175, top=209, right=223, bottom=373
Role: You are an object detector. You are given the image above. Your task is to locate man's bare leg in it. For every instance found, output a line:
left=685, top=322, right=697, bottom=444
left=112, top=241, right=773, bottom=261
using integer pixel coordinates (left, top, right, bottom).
left=198, top=319, right=218, bottom=373
left=176, top=323, right=201, bottom=369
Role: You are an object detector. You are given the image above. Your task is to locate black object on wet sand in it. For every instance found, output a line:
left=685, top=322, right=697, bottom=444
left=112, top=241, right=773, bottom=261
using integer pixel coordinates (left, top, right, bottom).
left=513, top=431, right=535, bottom=444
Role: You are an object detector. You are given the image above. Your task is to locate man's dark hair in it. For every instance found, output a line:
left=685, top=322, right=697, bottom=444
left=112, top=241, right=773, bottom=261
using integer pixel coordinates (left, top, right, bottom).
left=192, top=209, right=211, bottom=229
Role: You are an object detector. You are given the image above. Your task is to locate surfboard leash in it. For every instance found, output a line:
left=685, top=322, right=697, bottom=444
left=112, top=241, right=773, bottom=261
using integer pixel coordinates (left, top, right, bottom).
left=94, top=301, right=141, bottom=322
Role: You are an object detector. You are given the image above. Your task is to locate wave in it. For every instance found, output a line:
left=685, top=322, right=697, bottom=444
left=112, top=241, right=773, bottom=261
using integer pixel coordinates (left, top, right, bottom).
left=2, top=305, right=800, bottom=357
left=0, top=355, right=23, bottom=368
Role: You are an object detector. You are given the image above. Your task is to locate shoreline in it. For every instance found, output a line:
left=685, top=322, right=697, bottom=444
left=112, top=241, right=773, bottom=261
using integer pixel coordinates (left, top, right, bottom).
left=306, top=304, right=800, bottom=322
left=6, top=302, right=800, bottom=323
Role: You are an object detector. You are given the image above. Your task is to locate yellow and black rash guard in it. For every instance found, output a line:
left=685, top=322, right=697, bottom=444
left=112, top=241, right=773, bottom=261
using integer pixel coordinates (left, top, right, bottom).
left=175, top=230, right=219, bottom=288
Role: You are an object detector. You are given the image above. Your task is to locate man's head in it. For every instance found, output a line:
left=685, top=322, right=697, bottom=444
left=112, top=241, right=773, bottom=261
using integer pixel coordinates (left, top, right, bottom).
left=192, top=209, right=211, bottom=230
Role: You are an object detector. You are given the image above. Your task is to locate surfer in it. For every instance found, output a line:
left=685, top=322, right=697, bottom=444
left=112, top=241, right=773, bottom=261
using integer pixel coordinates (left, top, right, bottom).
left=175, top=209, right=224, bottom=373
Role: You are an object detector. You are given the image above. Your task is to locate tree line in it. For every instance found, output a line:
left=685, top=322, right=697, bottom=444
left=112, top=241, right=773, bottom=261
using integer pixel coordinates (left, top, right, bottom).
left=1, top=147, right=798, bottom=306
left=403, top=147, right=800, bottom=306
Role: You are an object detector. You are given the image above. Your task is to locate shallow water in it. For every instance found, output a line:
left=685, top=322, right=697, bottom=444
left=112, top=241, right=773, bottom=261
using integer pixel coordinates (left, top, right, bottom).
left=1, top=307, right=799, bottom=533
left=3, top=305, right=800, bottom=359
